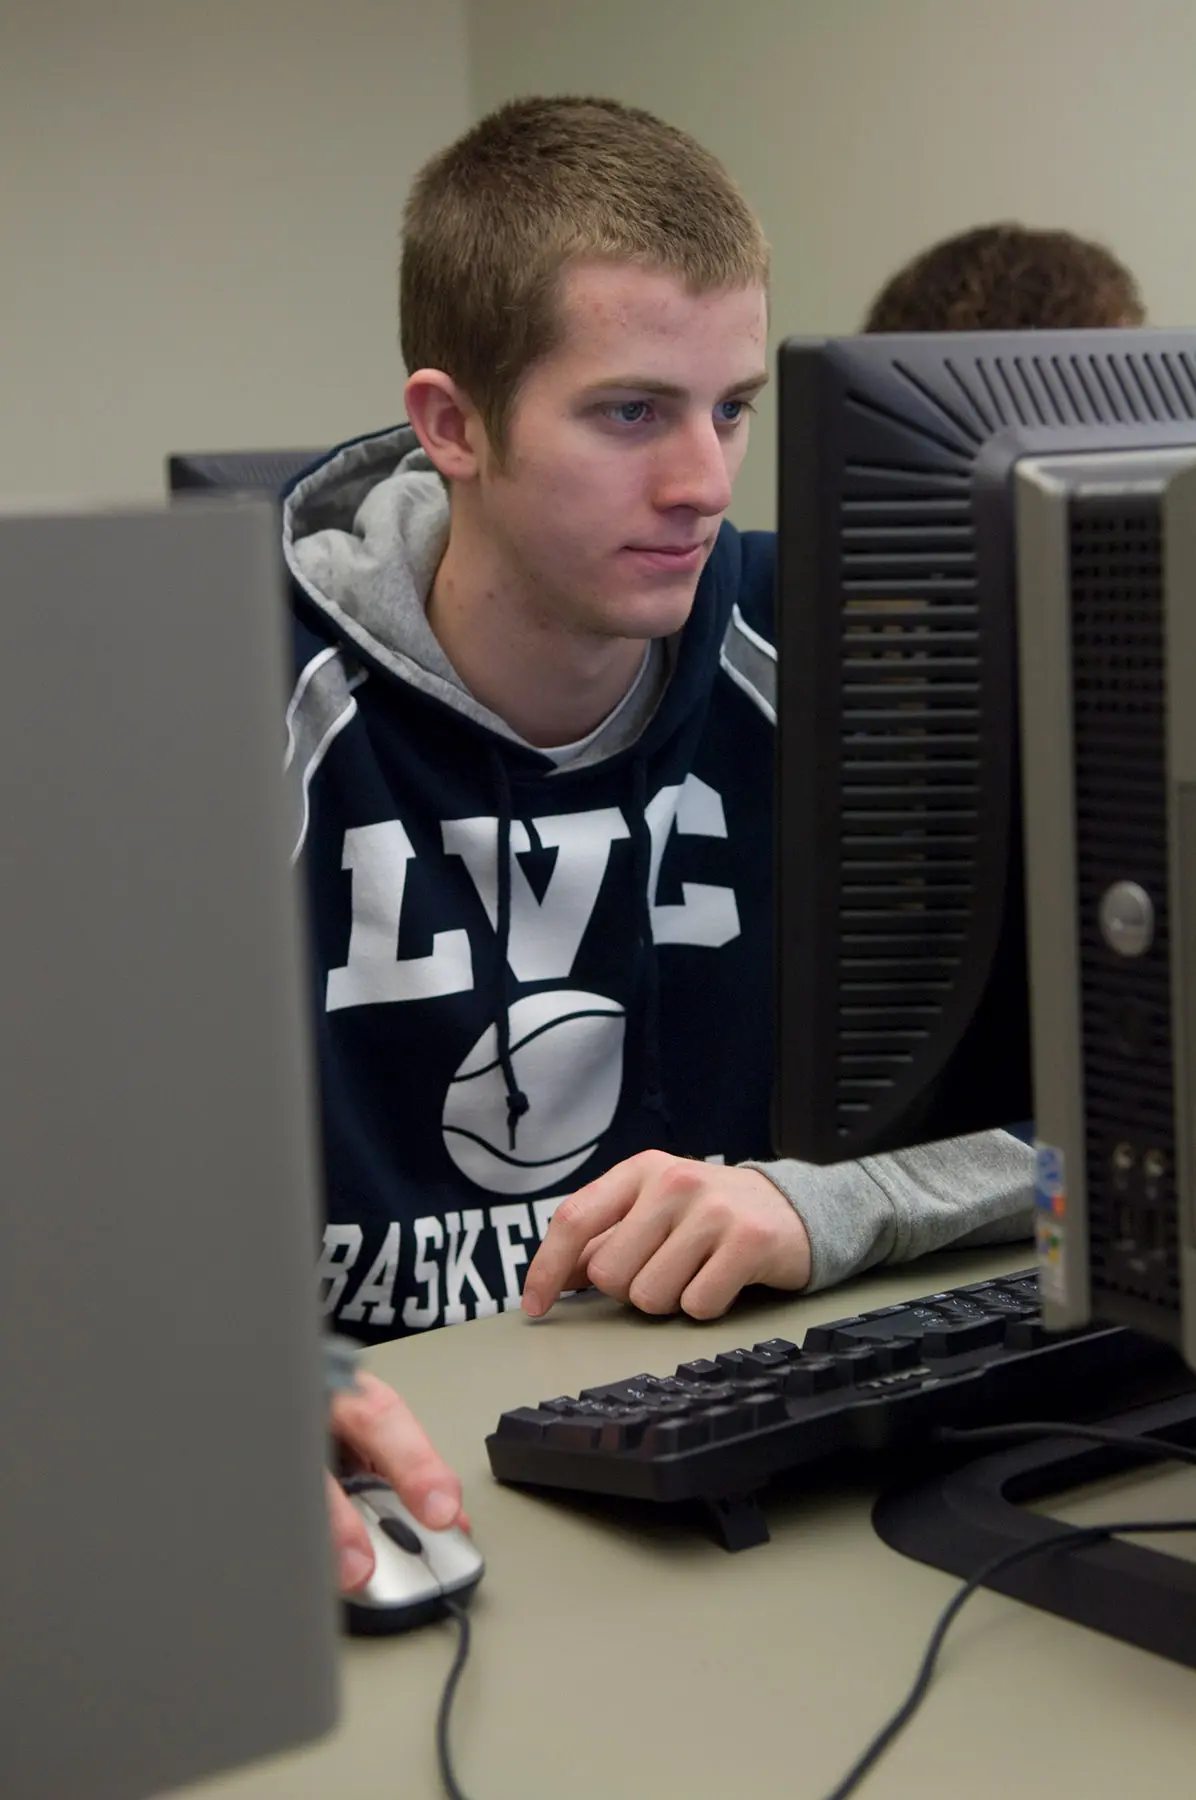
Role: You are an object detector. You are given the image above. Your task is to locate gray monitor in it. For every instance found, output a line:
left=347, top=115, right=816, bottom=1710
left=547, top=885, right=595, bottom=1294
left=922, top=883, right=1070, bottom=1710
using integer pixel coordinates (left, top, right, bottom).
left=167, top=449, right=325, bottom=497
left=0, top=500, right=339, bottom=1799
left=773, top=328, right=1196, bottom=1373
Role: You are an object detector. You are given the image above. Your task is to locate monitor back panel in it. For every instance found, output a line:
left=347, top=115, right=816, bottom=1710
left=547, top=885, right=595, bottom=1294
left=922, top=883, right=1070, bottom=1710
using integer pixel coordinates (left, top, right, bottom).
left=0, top=501, right=338, bottom=1800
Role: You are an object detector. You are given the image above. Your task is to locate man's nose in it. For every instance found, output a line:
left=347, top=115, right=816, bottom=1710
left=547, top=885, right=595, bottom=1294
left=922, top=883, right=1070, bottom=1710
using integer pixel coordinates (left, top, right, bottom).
left=652, top=422, right=734, bottom=518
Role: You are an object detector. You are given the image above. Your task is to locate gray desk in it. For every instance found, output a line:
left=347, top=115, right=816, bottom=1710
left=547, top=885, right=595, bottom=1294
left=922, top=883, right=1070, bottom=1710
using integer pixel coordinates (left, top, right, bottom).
left=185, top=1249, right=1196, bottom=1800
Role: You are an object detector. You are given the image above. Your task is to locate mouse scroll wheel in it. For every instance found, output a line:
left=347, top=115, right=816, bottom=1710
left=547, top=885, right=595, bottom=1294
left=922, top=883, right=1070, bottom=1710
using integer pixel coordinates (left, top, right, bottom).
left=379, top=1515, right=424, bottom=1556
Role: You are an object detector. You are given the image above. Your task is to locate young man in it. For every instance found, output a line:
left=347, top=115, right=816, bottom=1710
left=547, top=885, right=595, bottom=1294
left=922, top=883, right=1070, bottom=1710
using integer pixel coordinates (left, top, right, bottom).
left=291, top=98, right=1034, bottom=1582
left=862, top=221, right=1145, bottom=332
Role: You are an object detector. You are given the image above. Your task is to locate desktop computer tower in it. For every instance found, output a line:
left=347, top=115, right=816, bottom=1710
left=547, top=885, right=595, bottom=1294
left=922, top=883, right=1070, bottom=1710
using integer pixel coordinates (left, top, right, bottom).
left=1017, top=449, right=1196, bottom=1369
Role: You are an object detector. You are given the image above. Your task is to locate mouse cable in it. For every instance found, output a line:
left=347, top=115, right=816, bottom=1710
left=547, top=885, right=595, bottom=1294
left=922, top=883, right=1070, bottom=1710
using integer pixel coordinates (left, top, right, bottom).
left=819, top=1420, right=1196, bottom=1800
left=436, top=1598, right=476, bottom=1800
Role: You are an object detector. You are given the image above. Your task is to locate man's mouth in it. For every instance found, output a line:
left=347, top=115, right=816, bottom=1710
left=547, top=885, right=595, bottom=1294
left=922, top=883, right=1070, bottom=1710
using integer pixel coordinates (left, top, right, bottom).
left=626, top=542, right=706, bottom=555
left=622, top=541, right=708, bottom=570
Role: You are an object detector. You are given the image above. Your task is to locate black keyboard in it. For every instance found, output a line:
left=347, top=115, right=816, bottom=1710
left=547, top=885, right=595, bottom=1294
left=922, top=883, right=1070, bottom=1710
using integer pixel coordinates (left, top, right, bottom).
left=486, top=1269, right=1193, bottom=1548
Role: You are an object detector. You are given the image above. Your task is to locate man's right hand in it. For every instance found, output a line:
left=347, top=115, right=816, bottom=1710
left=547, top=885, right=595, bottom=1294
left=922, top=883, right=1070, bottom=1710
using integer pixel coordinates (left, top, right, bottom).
left=326, top=1370, right=466, bottom=1592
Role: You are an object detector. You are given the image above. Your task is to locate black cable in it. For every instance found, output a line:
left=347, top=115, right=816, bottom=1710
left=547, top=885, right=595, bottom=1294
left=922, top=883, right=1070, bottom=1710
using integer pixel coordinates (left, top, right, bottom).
left=436, top=1599, right=476, bottom=1800
left=820, top=1422, right=1196, bottom=1800
left=820, top=1515, right=1196, bottom=1800
left=430, top=1423, right=1196, bottom=1800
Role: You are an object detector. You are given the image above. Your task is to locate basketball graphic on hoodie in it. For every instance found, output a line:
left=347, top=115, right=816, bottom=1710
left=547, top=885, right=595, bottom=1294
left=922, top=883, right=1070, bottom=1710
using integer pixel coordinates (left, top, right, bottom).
left=441, top=989, right=626, bottom=1196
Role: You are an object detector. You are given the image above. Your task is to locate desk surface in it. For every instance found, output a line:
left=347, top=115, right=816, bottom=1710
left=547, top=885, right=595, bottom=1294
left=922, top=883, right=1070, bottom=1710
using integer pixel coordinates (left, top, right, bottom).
left=186, top=1249, right=1196, bottom=1800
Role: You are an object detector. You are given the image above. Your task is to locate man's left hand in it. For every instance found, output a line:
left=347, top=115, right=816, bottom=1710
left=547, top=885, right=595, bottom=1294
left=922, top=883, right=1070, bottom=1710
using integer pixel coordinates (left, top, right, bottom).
left=521, top=1151, right=812, bottom=1321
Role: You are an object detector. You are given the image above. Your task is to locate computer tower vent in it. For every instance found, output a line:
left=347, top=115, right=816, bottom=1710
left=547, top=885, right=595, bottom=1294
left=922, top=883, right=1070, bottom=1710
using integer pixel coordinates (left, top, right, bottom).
left=1069, top=495, right=1181, bottom=1314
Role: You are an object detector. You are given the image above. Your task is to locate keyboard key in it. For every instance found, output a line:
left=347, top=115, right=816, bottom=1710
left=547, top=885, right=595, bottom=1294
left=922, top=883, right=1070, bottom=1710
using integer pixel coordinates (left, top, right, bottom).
left=1008, top=1277, right=1041, bottom=1298
left=783, top=1357, right=843, bottom=1396
left=736, top=1347, right=794, bottom=1372
left=621, top=1382, right=664, bottom=1405
left=828, top=1318, right=921, bottom=1349
left=751, top=1338, right=800, bottom=1359
left=544, top=1417, right=601, bottom=1451
left=716, top=1350, right=755, bottom=1376
left=676, top=1358, right=723, bottom=1381
left=967, top=1290, right=1036, bottom=1318
left=645, top=1400, right=694, bottom=1422
left=832, top=1346, right=881, bottom=1382
left=802, top=1317, right=864, bottom=1352
left=873, top=1340, right=922, bottom=1374
left=923, top=1295, right=998, bottom=1322
left=740, top=1393, right=787, bottom=1429
left=700, top=1404, right=752, bottom=1441
left=696, top=1381, right=739, bottom=1404
left=642, top=1416, right=711, bottom=1455
left=494, top=1407, right=548, bottom=1442
left=735, top=1374, right=787, bottom=1396
left=903, top=1306, right=952, bottom=1330
left=598, top=1409, right=652, bottom=1451
left=920, top=1317, right=1007, bottom=1357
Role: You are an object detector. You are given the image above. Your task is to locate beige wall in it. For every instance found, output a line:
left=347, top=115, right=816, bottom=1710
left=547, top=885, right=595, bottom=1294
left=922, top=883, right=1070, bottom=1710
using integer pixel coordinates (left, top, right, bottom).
left=469, top=0, right=1196, bottom=528
left=0, top=0, right=469, bottom=505
left=8, top=1, right=1194, bottom=518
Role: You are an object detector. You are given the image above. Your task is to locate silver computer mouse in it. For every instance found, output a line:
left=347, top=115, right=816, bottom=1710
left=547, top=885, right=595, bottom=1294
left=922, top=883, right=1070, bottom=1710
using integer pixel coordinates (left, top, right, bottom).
left=340, top=1479, right=484, bottom=1637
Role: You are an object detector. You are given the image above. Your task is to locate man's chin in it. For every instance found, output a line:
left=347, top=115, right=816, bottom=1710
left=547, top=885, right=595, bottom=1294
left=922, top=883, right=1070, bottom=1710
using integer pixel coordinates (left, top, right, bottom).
left=601, top=585, right=700, bottom=641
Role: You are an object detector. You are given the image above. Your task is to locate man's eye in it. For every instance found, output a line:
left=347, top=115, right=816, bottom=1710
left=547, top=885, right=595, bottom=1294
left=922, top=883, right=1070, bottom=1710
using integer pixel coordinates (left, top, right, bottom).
left=603, top=401, right=652, bottom=425
left=716, top=399, right=754, bottom=424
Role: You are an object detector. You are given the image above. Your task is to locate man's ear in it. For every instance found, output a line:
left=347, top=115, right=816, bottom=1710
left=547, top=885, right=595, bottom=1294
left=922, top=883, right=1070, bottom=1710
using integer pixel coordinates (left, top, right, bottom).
left=404, top=369, right=486, bottom=482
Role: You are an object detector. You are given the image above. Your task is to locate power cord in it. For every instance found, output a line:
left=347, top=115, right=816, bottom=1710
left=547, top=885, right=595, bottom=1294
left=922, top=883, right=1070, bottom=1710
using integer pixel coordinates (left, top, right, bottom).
left=818, top=1515, right=1196, bottom=1800
left=817, top=1421, right=1196, bottom=1800
left=436, top=1599, right=476, bottom=1800
left=431, top=1423, right=1196, bottom=1800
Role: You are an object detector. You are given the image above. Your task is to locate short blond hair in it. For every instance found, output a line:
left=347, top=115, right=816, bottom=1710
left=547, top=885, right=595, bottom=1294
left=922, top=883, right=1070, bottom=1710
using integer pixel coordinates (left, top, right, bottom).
left=400, top=96, right=770, bottom=450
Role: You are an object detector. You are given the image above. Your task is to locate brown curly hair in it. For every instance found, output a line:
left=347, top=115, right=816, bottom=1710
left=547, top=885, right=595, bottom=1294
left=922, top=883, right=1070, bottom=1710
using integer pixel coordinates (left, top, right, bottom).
left=863, top=223, right=1144, bottom=333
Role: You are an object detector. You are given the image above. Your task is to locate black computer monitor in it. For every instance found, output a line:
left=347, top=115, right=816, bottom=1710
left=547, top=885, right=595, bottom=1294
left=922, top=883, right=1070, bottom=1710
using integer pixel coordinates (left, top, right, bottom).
left=167, top=448, right=325, bottom=497
left=774, top=329, right=1196, bottom=1171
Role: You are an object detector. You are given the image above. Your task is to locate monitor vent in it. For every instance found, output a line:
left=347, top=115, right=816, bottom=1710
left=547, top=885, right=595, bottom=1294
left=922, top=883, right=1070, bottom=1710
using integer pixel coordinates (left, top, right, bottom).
left=835, top=464, right=981, bottom=1129
left=932, top=351, right=1196, bottom=432
left=1069, top=498, right=1180, bottom=1314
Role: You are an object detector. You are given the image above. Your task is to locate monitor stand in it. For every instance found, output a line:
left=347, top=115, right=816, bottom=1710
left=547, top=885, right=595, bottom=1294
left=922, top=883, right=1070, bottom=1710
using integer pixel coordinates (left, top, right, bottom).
left=872, top=1391, right=1196, bottom=1668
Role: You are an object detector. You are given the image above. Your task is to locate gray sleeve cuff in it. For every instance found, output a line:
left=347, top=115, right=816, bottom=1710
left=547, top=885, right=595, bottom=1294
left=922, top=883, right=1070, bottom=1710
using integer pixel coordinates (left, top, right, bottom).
left=739, top=1128, right=1035, bottom=1293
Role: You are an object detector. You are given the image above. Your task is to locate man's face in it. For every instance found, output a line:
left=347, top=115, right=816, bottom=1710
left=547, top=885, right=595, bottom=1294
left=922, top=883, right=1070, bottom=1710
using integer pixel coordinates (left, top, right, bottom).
left=470, top=261, right=769, bottom=640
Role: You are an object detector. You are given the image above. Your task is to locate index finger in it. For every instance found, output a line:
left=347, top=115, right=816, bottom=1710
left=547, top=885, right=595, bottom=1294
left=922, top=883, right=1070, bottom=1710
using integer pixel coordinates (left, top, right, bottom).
left=522, top=1158, right=645, bottom=1317
left=331, top=1370, right=464, bottom=1533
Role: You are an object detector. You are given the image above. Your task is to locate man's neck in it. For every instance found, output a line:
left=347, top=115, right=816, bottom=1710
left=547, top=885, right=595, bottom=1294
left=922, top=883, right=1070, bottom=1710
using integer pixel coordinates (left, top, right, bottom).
left=425, top=534, right=648, bottom=750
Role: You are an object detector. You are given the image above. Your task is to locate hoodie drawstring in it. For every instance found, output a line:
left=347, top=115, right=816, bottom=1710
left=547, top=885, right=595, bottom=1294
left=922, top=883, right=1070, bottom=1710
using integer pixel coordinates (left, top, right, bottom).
left=490, top=746, right=671, bottom=1152
left=489, top=749, right=531, bottom=1150
left=631, top=755, right=672, bottom=1138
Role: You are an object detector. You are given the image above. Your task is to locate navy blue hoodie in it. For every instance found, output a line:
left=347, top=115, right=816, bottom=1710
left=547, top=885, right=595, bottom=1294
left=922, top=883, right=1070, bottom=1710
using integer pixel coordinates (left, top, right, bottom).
left=283, top=426, right=1032, bottom=1344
